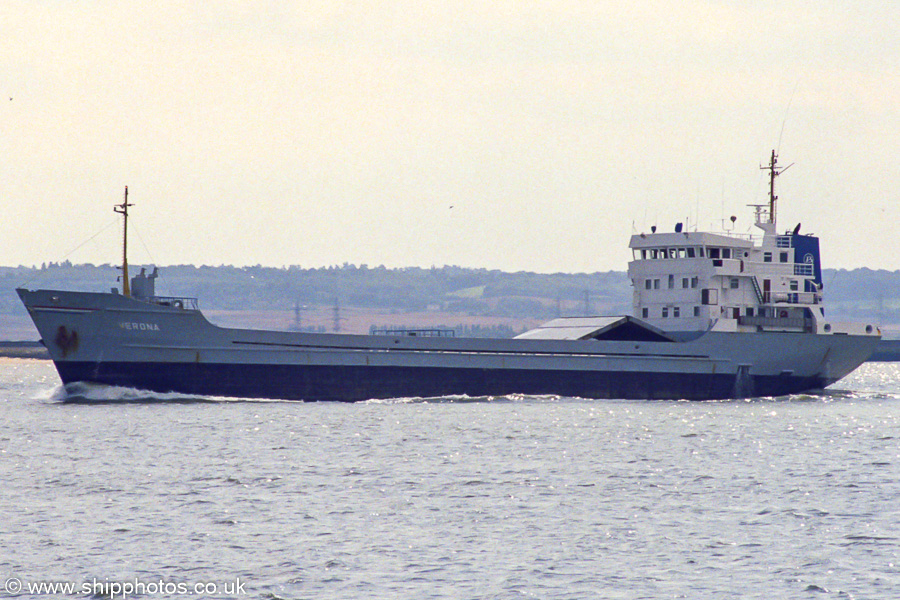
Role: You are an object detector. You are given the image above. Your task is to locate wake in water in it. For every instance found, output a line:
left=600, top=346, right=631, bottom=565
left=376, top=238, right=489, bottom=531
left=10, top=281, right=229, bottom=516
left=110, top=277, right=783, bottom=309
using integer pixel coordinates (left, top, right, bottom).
left=363, top=393, right=563, bottom=404
left=48, top=382, right=260, bottom=404
left=46, top=383, right=567, bottom=405
left=44, top=382, right=900, bottom=405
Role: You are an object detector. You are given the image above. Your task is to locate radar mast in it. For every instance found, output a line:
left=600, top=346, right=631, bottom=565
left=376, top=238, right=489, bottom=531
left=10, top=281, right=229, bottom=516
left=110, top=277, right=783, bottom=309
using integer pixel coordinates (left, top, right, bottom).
left=760, top=149, right=792, bottom=225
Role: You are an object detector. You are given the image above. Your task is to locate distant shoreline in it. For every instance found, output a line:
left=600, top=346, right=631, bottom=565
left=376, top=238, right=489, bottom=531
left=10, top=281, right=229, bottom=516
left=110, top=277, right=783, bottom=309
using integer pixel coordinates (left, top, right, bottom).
left=0, top=341, right=49, bottom=359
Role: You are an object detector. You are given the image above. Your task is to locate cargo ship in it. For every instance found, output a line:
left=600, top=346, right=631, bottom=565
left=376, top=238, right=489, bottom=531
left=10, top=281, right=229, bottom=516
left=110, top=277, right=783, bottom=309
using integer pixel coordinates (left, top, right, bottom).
left=17, top=153, right=880, bottom=400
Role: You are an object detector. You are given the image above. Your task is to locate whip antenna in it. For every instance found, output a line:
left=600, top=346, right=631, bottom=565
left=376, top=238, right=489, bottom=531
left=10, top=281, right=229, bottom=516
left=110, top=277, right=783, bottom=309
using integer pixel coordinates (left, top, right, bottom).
left=777, top=81, right=800, bottom=155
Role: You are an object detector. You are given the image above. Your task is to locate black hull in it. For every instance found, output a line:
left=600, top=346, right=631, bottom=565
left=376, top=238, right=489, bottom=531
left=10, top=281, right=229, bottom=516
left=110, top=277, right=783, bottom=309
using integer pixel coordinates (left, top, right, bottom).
left=54, top=361, right=827, bottom=401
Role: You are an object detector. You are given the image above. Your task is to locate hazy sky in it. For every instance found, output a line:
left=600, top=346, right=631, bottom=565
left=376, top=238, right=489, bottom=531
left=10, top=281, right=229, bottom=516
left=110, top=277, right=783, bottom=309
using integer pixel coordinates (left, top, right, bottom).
left=3, top=1, right=899, bottom=273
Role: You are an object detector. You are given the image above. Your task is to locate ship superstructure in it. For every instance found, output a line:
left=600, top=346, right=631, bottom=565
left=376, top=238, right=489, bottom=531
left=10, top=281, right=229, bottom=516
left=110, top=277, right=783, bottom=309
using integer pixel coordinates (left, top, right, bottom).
left=628, top=151, right=870, bottom=339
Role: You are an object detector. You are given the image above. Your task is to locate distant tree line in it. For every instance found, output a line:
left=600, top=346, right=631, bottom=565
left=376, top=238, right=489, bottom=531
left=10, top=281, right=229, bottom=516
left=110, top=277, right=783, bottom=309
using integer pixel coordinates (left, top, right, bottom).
left=2, top=263, right=900, bottom=324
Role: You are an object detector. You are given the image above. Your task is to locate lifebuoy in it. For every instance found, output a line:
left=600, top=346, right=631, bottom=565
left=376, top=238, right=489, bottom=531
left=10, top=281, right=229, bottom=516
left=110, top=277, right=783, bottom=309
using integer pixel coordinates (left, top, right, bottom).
left=173, top=300, right=183, bottom=309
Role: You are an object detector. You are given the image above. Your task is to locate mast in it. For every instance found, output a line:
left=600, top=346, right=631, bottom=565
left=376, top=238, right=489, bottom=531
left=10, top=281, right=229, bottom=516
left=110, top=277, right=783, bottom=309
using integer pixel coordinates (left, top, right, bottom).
left=114, top=186, right=133, bottom=296
left=760, top=149, right=791, bottom=225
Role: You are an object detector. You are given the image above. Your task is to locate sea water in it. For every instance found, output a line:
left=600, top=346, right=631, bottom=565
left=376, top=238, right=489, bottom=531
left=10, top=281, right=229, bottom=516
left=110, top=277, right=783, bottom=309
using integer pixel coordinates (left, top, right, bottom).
left=1, top=359, right=898, bottom=599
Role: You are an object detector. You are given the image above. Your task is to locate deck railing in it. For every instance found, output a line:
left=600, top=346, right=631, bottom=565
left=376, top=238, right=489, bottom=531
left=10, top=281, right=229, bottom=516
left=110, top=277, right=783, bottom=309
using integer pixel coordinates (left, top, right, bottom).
left=762, top=291, right=817, bottom=305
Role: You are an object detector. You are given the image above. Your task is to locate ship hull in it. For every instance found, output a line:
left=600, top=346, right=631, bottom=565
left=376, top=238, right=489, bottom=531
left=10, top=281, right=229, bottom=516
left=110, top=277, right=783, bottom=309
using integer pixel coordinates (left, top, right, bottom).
left=51, top=360, right=828, bottom=401
left=17, top=288, right=878, bottom=401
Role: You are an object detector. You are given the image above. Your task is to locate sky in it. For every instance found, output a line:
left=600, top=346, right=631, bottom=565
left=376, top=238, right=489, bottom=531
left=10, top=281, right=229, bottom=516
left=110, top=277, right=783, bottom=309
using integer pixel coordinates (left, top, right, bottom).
left=2, top=1, right=899, bottom=274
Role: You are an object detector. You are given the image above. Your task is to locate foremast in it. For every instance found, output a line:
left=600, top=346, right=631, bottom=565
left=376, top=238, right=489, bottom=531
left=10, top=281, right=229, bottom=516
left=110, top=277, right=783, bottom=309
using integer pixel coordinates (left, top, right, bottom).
left=113, top=186, right=133, bottom=296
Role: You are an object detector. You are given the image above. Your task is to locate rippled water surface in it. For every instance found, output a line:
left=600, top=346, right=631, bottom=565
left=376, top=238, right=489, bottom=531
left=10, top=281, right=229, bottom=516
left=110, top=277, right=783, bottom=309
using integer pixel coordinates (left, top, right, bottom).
left=1, top=359, right=899, bottom=599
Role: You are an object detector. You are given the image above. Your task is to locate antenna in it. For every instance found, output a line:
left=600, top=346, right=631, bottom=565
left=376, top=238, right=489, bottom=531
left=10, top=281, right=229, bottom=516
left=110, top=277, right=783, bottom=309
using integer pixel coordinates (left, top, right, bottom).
left=777, top=81, right=800, bottom=154
left=695, top=184, right=701, bottom=231
left=720, top=181, right=725, bottom=228
left=113, top=186, right=133, bottom=296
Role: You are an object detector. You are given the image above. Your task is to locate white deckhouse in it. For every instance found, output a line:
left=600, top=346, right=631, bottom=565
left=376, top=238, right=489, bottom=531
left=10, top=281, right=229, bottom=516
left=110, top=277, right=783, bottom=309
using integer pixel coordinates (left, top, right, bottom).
left=628, top=151, right=871, bottom=338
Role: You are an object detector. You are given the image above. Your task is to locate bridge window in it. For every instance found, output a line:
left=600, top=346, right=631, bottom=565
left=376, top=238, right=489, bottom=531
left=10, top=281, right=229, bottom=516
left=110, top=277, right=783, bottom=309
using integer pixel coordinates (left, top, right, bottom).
left=722, top=248, right=731, bottom=259
left=709, top=248, right=720, bottom=259
left=780, top=252, right=789, bottom=263
left=687, top=247, right=696, bottom=258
